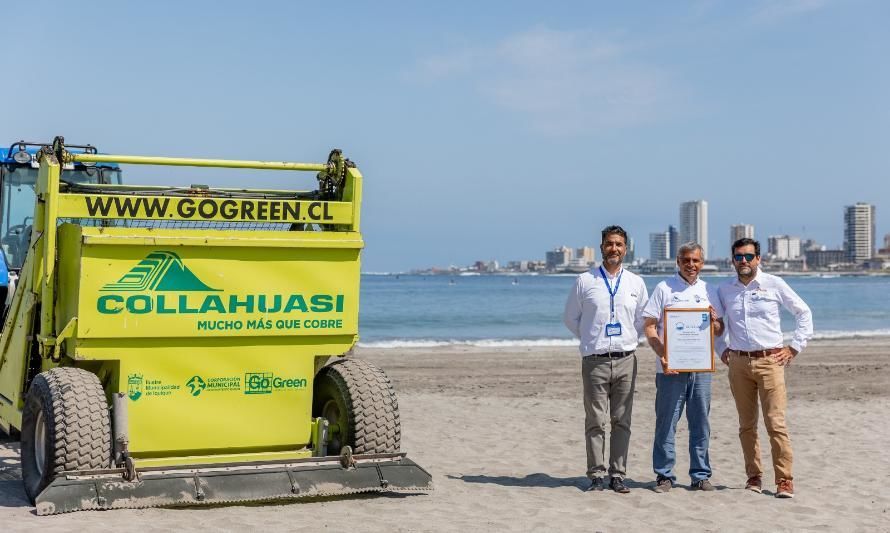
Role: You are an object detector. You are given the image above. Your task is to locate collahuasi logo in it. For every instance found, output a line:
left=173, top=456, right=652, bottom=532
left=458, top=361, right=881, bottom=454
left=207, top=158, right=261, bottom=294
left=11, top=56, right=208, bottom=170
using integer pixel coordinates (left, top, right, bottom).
left=101, top=251, right=219, bottom=292
left=96, top=251, right=345, bottom=321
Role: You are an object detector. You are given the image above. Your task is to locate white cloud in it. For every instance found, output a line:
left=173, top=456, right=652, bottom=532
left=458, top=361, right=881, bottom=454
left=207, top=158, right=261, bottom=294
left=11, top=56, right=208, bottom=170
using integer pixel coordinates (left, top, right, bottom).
left=406, top=27, right=674, bottom=135
left=751, top=0, right=831, bottom=24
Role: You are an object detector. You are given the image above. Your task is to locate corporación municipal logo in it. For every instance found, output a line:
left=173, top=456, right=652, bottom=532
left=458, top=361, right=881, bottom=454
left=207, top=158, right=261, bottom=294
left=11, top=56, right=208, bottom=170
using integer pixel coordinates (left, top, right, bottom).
left=101, top=251, right=219, bottom=292
left=186, top=375, right=207, bottom=396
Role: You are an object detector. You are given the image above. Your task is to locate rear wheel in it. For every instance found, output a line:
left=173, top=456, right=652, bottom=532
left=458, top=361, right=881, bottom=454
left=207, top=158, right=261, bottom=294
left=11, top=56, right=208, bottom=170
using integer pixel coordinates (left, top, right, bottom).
left=312, top=358, right=400, bottom=455
left=20, top=367, right=112, bottom=503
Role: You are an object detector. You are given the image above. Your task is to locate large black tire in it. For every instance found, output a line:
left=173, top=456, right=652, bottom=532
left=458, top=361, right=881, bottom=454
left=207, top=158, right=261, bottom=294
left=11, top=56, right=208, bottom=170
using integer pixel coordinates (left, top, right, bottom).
left=20, top=367, right=112, bottom=504
left=312, top=358, right=400, bottom=455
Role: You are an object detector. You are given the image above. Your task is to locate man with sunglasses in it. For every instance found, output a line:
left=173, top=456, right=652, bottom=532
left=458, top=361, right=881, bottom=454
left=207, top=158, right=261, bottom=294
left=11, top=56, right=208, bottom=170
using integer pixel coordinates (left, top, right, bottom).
left=564, top=225, right=648, bottom=494
left=718, top=238, right=813, bottom=499
left=643, top=242, right=724, bottom=493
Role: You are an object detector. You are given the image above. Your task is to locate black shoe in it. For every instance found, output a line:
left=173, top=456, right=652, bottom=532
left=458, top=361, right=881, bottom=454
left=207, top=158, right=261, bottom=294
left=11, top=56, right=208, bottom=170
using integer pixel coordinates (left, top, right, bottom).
left=653, top=476, right=673, bottom=493
left=692, top=479, right=715, bottom=491
left=609, top=477, right=630, bottom=494
left=586, top=477, right=605, bottom=491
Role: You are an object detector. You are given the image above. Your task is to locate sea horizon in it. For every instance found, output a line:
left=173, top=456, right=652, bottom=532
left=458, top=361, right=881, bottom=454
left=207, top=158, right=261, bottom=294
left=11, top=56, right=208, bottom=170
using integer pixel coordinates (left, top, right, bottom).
left=357, top=273, right=890, bottom=348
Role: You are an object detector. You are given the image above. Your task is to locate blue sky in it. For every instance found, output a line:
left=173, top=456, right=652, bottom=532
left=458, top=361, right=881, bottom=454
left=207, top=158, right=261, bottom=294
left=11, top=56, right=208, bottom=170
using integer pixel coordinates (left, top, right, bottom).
left=4, top=0, right=888, bottom=271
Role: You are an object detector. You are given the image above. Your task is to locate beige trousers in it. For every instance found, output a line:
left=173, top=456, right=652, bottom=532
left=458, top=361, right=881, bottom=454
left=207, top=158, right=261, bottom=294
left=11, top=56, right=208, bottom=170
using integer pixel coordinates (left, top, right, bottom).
left=728, top=354, right=793, bottom=482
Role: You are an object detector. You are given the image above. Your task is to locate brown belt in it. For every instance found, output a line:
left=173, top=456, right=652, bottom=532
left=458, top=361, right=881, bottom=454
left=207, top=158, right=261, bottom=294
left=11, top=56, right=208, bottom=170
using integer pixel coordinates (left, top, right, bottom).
left=733, top=348, right=782, bottom=358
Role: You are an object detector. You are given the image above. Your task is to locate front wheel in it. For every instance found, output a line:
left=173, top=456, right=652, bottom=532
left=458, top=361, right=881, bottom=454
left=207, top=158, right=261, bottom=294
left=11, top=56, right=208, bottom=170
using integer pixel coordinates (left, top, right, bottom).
left=20, top=368, right=112, bottom=503
left=312, top=358, right=401, bottom=455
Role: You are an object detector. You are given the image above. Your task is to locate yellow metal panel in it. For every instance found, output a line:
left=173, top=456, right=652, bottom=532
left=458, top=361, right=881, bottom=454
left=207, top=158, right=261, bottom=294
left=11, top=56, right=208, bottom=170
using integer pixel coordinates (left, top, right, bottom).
left=57, top=194, right=353, bottom=225
left=134, top=449, right=314, bottom=469
left=78, top=227, right=364, bottom=249
left=74, top=242, right=360, bottom=339
left=116, top=349, right=317, bottom=456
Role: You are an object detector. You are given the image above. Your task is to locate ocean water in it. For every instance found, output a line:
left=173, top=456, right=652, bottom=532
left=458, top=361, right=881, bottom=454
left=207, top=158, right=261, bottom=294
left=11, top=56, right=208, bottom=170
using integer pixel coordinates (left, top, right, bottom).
left=357, top=273, right=890, bottom=348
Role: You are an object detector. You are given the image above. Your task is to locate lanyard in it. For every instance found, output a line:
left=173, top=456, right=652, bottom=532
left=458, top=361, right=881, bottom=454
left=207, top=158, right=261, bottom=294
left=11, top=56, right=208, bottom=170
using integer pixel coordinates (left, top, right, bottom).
left=598, top=266, right=623, bottom=320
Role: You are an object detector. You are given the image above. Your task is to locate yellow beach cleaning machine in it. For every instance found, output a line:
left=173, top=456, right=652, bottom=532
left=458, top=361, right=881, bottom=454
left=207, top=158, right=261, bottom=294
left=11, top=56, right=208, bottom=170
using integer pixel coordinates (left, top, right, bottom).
left=0, top=137, right=431, bottom=514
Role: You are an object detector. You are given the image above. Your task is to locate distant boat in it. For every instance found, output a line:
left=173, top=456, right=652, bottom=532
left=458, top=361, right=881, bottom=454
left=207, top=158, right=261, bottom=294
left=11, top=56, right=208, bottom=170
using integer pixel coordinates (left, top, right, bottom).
left=449, top=278, right=456, bottom=285
left=511, top=277, right=519, bottom=285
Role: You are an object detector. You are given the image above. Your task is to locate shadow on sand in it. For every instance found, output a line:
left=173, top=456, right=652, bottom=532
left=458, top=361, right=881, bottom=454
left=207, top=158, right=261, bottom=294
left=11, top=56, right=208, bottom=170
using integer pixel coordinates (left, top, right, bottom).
left=0, top=437, right=28, bottom=508
left=447, top=473, right=650, bottom=491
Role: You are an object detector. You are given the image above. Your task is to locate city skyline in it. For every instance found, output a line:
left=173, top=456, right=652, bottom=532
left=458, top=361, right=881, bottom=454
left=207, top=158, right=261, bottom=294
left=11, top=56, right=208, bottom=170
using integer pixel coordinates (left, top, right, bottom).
left=419, top=199, right=884, bottom=274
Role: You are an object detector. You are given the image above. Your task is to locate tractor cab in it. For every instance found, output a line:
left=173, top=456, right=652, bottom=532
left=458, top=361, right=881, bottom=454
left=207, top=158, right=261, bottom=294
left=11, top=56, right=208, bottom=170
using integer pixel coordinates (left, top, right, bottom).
left=0, top=141, right=122, bottom=315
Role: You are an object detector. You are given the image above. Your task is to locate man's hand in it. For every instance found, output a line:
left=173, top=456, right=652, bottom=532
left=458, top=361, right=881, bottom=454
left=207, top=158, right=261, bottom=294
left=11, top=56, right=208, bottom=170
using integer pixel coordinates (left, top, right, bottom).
left=660, top=355, right=679, bottom=375
left=720, top=349, right=731, bottom=366
left=709, top=306, right=725, bottom=336
left=772, top=346, right=798, bottom=366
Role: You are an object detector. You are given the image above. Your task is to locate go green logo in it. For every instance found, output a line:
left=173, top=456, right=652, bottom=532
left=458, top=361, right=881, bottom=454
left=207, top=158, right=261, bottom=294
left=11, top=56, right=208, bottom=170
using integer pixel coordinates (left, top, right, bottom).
left=186, top=375, right=207, bottom=396
left=244, top=372, right=307, bottom=395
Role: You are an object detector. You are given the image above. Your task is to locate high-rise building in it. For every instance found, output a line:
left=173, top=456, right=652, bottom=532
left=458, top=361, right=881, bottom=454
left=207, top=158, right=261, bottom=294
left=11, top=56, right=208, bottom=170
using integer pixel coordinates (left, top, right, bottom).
left=668, top=225, right=679, bottom=259
left=806, top=249, right=846, bottom=269
left=649, top=232, right=670, bottom=260
left=768, top=235, right=801, bottom=260
left=880, top=234, right=890, bottom=255
left=802, top=239, right=824, bottom=252
left=576, top=246, right=596, bottom=265
left=843, top=203, right=875, bottom=263
left=626, top=237, right=635, bottom=263
left=679, top=200, right=708, bottom=258
left=730, top=224, right=755, bottom=244
left=545, top=246, right=573, bottom=270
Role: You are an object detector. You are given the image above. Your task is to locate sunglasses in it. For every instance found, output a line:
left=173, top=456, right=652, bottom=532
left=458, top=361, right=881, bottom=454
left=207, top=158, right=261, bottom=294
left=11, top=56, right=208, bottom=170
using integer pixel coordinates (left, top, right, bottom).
left=733, top=253, right=757, bottom=262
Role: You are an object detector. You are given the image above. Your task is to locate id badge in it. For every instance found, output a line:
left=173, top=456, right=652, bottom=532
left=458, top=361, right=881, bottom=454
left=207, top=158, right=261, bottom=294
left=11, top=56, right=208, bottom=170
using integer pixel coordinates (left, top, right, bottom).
left=605, top=322, right=622, bottom=337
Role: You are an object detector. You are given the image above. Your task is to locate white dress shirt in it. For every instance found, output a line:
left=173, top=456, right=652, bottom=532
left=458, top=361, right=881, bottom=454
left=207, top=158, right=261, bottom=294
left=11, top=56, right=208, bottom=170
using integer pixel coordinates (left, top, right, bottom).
left=717, top=269, right=813, bottom=354
left=564, top=267, right=649, bottom=356
left=642, top=273, right=723, bottom=373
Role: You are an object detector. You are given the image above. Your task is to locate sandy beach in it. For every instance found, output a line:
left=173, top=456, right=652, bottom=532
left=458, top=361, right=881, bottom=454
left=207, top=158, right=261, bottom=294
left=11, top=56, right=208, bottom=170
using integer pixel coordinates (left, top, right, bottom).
left=1, top=338, right=888, bottom=532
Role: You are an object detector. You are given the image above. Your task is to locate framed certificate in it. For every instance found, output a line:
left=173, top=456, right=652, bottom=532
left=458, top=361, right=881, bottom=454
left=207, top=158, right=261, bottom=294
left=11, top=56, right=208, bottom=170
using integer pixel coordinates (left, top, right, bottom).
left=663, top=308, right=715, bottom=372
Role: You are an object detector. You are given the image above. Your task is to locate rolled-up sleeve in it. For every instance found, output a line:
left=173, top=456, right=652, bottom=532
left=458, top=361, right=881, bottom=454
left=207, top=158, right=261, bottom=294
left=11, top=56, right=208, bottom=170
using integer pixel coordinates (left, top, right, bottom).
left=564, top=277, right=582, bottom=339
left=714, top=284, right=729, bottom=355
left=777, top=278, right=813, bottom=353
left=642, top=283, right=663, bottom=320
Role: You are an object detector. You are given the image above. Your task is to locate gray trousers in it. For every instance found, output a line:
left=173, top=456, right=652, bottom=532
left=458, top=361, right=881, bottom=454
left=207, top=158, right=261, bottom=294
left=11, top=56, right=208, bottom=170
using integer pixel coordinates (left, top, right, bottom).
left=581, top=353, right=637, bottom=479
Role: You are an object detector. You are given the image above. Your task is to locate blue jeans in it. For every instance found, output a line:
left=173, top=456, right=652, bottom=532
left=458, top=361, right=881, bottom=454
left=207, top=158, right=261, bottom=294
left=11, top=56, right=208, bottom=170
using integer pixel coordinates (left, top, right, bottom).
left=653, top=372, right=712, bottom=483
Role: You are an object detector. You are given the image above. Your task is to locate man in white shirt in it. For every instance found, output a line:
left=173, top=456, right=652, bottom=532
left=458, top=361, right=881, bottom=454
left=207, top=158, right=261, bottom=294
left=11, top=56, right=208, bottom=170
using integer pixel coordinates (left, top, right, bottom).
left=564, top=225, right=649, bottom=493
left=643, top=242, right=724, bottom=493
left=718, top=238, right=813, bottom=499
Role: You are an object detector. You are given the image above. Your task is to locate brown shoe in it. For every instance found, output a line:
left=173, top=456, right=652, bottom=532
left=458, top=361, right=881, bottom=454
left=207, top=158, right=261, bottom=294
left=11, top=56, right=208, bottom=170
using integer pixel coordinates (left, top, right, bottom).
left=776, top=479, right=794, bottom=499
left=745, top=476, right=762, bottom=494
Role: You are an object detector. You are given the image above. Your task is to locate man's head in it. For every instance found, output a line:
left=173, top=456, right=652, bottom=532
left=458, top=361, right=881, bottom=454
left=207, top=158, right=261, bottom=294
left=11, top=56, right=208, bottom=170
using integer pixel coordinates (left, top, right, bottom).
left=676, top=242, right=704, bottom=282
left=600, top=225, right=628, bottom=270
left=731, top=238, right=761, bottom=278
